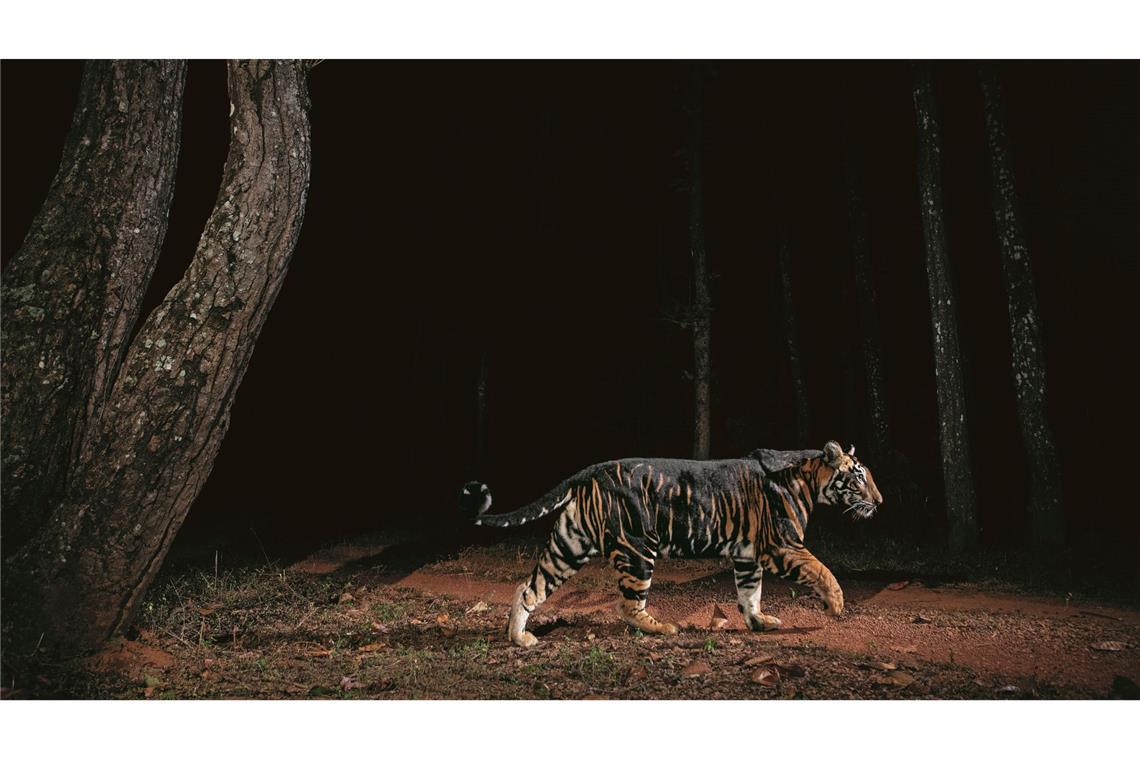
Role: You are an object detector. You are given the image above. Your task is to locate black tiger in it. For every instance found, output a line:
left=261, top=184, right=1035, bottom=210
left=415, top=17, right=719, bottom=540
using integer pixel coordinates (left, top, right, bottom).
left=459, top=440, right=882, bottom=647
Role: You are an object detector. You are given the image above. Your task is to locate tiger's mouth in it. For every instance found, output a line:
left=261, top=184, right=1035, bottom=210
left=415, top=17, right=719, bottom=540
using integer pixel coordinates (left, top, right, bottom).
left=844, top=501, right=878, bottom=520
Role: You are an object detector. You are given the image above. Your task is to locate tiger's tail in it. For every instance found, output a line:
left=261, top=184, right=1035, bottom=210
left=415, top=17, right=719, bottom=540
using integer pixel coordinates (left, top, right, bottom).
left=458, top=480, right=575, bottom=528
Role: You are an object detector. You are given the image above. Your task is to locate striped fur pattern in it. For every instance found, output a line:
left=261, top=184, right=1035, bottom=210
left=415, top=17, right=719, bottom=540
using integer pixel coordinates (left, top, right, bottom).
left=459, top=440, right=882, bottom=647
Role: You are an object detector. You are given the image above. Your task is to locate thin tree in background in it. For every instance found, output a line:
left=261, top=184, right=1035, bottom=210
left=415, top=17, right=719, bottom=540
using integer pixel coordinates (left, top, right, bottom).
left=3, top=60, right=314, bottom=654
left=474, top=344, right=491, bottom=473
left=686, top=68, right=712, bottom=459
left=911, top=64, right=979, bottom=550
left=774, top=199, right=811, bottom=443
left=978, top=65, right=1064, bottom=546
left=840, top=108, right=891, bottom=460
left=1, top=62, right=188, bottom=558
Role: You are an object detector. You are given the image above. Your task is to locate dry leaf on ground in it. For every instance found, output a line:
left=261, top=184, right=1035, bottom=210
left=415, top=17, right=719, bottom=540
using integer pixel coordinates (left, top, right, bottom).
left=709, top=604, right=730, bottom=630
left=751, top=667, right=780, bottom=687
left=1090, top=641, right=1130, bottom=652
left=886, top=581, right=910, bottom=591
left=466, top=601, right=490, bottom=615
left=883, top=671, right=915, bottom=688
left=622, top=665, right=648, bottom=685
left=682, top=661, right=712, bottom=678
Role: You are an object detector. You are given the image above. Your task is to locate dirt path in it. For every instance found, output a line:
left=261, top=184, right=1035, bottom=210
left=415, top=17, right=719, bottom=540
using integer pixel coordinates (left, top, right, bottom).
left=386, top=558, right=1139, bottom=695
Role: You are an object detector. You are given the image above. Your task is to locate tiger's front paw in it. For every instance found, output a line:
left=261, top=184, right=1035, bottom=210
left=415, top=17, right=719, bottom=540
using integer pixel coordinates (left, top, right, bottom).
left=746, top=613, right=782, bottom=632
left=822, top=591, right=844, bottom=617
left=512, top=631, right=539, bottom=648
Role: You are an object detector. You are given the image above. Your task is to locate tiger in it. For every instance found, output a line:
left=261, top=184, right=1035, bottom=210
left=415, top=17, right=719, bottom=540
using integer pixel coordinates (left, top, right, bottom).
left=459, top=440, right=882, bottom=647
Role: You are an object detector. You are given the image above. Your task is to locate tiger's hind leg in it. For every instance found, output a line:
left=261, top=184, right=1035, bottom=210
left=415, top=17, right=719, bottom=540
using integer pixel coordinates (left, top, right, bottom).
left=508, top=507, right=592, bottom=647
left=732, top=557, right=781, bottom=631
left=612, top=546, right=678, bottom=635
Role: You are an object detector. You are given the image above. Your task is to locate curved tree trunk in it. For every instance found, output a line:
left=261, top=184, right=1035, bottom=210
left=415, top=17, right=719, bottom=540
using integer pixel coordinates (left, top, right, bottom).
left=3, top=60, right=312, bottom=654
left=688, top=69, right=712, bottom=460
left=978, top=65, right=1064, bottom=547
left=911, top=64, right=979, bottom=550
left=1, top=61, right=187, bottom=557
left=840, top=110, right=890, bottom=460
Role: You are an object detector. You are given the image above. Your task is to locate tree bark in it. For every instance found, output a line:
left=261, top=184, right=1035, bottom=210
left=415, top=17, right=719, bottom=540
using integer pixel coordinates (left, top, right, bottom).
left=687, top=69, right=712, bottom=460
left=978, top=65, right=1064, bottom=547
left=3, top=60, right=313, bottom=654
left=1, top=61, right=187, bottom=557
left=840, top=109, right=890, bottom=460
left=911, top=64, right=979, bottom=550
left=775, top=210, right=811, bottom=443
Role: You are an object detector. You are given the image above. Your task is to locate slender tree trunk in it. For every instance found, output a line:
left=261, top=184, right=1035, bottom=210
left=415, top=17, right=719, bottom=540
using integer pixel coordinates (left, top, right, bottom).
left=3, top=60, right=313, bottom=654
left=475, top=343, right=490, bottom=473
left=978, top=65, right=1064, bottom=547
left=687, top=70, right=712, bottom=459
left=1, top=61, right=187, bottom=557
left=775, top=212, right=811, bottom=443
left=840, top=110, right=891, bottom=460
left=911, top=64, right=979, bottom=550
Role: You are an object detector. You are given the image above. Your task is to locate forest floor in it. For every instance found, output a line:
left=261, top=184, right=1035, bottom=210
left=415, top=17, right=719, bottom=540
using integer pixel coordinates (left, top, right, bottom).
left=5, top=533, right=1139, bottom=700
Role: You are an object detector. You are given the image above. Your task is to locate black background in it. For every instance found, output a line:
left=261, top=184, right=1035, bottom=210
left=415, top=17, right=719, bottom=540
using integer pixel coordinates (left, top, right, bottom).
left=2, top=61, right=1137, bottom=559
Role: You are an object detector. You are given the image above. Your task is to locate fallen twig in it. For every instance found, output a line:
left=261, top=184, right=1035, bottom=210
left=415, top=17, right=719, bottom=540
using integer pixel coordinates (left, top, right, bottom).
left=1074, top=610, right=1123, bottom=622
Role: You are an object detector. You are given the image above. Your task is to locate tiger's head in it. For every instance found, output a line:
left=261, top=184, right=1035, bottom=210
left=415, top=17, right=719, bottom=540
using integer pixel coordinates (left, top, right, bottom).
left=818, top=440, right=882, bottom=519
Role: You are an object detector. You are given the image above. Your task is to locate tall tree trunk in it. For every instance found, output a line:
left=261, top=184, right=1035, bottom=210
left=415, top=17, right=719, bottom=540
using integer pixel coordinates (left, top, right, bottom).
left=911, top=64, right=979, bottom=550
left=1, top=61, right=187, bottom=558
left=687, top=69, right=712, bottom=460
left=978, top=65, right=1064, bottom=547
left=775, top=211, right=811, bottom=443
left=474, top=343, right=490, bottom=473
left=840, top=110, right=891, bottom=460
left=3, top=60, right=313, bottom=654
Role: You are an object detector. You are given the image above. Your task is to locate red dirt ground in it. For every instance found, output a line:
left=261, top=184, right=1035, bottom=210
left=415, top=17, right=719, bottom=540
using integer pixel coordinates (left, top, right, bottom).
left=6, top=539, right=1137, bottom=699
left=391, top=560, right=1140, bottom=694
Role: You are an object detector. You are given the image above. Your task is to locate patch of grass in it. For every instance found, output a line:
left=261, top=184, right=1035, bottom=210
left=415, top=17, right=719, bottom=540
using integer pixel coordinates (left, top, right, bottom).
left=576, top=644, right=618, bottom=687
left=449, top=637, right=489, bottom=661
left=703, top=637, right=717, bottom=653
left=372, top=601, right=409, bottom=623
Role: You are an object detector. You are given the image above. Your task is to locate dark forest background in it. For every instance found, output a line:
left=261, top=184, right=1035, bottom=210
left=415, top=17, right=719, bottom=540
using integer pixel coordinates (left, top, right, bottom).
left=3, top=60, right=1138, bottom=560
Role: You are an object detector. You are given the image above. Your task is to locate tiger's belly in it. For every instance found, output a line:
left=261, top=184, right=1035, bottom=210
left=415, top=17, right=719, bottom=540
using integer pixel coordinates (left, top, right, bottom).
left=658, top=539, right=742, bottom=559
left=654, top=501, right=748, bottom=559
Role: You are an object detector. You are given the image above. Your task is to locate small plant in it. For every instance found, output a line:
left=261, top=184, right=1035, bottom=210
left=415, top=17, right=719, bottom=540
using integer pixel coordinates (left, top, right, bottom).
left=703, top=637, right=717, bottom=653
left=372, top=601, right=408, bottom=623
left=577, top=644, right=618, bottom=686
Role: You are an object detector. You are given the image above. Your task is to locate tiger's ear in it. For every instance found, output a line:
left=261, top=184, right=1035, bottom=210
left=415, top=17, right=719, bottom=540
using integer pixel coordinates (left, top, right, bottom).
left=823, top=440, right=843, bottom=465
left=847, top=444, right=856, bottom=457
